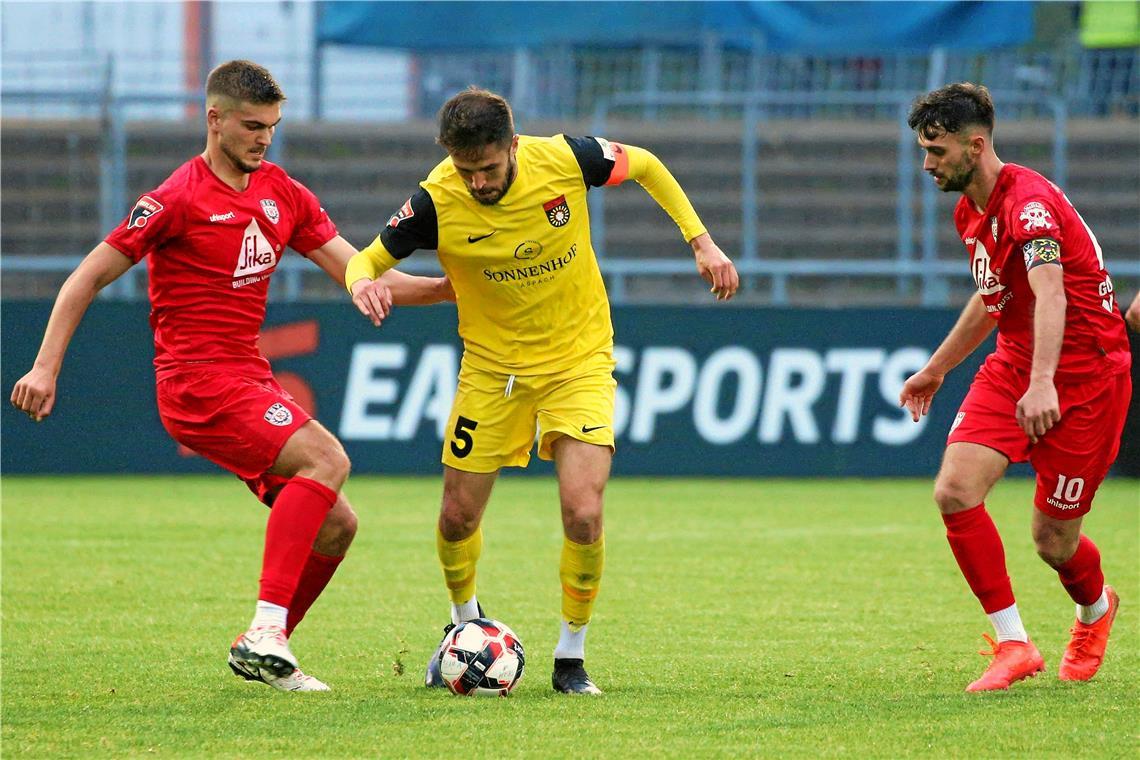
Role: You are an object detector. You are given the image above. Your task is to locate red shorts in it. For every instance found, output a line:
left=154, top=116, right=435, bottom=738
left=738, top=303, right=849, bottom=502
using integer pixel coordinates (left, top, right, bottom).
left=948, top=355, right=1132, bottom=519
left=156, top=367, right=310, bottom=504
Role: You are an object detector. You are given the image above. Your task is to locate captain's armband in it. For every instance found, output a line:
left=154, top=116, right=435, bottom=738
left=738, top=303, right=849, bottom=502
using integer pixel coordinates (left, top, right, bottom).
left=1022, top=238, right=1061, bottom=270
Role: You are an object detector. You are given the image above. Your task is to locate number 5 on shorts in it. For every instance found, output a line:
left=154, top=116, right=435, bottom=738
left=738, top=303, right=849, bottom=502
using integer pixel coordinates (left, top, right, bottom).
left=450, top=416, right=479, bottom=458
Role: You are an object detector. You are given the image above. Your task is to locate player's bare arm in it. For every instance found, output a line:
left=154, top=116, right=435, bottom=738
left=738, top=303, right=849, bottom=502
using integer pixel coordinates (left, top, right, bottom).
left=308, top=235, right=452, bottom=309
left=1125, top=290, right=1140, bottom=333
left=899, top=293, right=994, bottom=421
left=1016, top=243, right=1065, bottom=443
left=691, top=232, right=739, bottom=301
left=10, top=242, right=134, bottom=421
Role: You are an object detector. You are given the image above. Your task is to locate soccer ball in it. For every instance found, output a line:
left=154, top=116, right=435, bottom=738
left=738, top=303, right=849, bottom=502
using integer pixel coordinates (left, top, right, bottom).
left=437, top=618, right=525, bottom=696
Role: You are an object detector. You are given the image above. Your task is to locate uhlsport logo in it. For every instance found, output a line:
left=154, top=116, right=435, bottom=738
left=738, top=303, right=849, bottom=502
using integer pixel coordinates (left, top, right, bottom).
left=264, top=402, right=294, bottom=426
left=260, top=199, right=280, bottom=224
left=128, top=195, right=164, bottom=229
left=543, top=195, right=570, bottom=227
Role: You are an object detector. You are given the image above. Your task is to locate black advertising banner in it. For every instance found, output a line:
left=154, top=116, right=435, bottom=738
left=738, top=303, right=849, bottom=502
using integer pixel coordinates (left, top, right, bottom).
left=2, top=301, right=1010, bottom=477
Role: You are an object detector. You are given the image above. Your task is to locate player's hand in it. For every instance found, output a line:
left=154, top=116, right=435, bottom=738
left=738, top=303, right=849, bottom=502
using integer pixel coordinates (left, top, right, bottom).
left=10, top=366, right=57, bottom=422
left=1124, top=290, right=1140, bottom=333
left=691, top=233, right=739, bottom=301
left=350, top=277, right=393, bottom=327
left=898, top=368, right=944, bottom=422
left=1016, top=380, right=1060, bottom=444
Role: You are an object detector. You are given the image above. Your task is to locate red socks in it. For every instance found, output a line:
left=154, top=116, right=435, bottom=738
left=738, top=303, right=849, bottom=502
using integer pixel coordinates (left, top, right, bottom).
left=942, top=503, right=1016, bottom=614
left=286, top=550, right=345, bottom=637
left=1055, top=534, right=1104, bottom=606
left=259, top=476, right=337, bottom=607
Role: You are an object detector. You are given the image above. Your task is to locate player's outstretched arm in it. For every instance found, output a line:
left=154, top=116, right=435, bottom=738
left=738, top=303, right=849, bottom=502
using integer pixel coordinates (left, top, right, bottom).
left=309, top=235, right=452, bottom=328
left=613, top=143, right=738, bottom=301
left=1125, top=290, right=1140, bottom=333
left=898, top=293, right=993, bottom=421
left=10, top=243, right=133, bottom=422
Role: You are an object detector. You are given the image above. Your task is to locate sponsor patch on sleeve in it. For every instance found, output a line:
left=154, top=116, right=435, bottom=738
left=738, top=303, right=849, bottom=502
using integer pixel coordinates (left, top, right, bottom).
left=127, top=195, right=164, bottom=230
left=1022, top=238, right=1061, bottom=269
left=387, top=197, right=415, bottom=229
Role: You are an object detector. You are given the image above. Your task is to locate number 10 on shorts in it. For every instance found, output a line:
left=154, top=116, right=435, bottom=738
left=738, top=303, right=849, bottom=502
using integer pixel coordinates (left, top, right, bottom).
left=1053, top=474, right=1085, bottom=503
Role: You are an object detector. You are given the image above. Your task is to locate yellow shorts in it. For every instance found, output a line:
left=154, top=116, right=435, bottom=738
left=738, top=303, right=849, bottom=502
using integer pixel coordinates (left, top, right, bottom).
left=441, top=352, right=617, bottom=472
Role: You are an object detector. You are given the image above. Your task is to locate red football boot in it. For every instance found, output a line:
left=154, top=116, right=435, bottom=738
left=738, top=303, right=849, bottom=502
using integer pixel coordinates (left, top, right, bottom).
left=1059, top=585, right=1119, bottom=681
left=965, top=634, right=1045, bottom=692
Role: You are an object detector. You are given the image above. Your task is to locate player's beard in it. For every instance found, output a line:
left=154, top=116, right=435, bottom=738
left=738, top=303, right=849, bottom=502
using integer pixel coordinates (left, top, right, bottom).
left=220, top=139, right=264, bottom=174
left=470, top=156, right=517, bottom=206
left=935, top=154, right=977, bottom=193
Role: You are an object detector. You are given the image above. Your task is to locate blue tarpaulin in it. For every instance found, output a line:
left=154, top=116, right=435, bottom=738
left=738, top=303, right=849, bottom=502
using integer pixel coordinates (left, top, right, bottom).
left=317, top=1, right=1034, bottom=52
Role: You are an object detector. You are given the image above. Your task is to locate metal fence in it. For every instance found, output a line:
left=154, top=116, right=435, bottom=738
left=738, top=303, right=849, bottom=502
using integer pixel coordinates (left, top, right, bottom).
left=3, top=45, right=1138, bottom=306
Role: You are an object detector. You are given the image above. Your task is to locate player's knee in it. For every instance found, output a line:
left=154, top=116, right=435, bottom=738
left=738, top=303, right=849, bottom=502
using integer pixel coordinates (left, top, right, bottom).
left=561, top=500, right=603, bottom=544
left=932, top=475, right=978, bottom=514
left=312, top=444, right=351, bottom=490
left=1032, top=524, right=1077, bottom=567
left=439, top=491, right=481, bottom=540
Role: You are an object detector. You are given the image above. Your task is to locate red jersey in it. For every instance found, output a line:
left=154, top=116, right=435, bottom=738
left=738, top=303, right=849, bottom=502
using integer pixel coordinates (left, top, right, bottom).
left=105, top=157, right=337, bottom=378
left=953, top=163, right=1130, bottom=382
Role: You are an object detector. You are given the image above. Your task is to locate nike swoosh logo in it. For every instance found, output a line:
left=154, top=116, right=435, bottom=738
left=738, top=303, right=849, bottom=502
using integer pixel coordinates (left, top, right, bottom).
left=581, top=425, right=608, bottom=433
left=467, top=231, right=496, bottom=243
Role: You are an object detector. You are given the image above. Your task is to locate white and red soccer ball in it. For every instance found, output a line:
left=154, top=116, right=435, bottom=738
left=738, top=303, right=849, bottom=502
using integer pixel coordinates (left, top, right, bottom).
left=437, top=618, right=525, bottom=697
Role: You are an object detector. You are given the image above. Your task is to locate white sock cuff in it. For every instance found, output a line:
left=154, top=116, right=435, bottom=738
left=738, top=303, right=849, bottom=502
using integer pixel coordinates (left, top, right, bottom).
left=1077, top=588, right=1109, bottom=625
left=251, top=600, right=289, bottom=631
left=553, top=619, right=588, bottom=660
left=987, top=603, right=1028, bottom=643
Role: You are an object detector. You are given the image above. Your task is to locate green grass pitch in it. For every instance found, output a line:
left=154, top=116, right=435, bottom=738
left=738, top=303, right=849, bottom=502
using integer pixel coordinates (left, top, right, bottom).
left=2, top=476, right=1137, bottom=758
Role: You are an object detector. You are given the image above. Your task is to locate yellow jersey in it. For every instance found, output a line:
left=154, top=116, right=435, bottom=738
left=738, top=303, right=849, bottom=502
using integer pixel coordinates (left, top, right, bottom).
left=349, top=134, right=706, bottom=374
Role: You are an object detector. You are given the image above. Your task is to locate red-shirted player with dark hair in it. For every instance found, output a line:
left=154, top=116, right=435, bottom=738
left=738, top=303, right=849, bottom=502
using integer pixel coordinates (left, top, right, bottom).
left=9, top=60, right=453, bottom=692
left=900, top=83, right=1131, bottom=692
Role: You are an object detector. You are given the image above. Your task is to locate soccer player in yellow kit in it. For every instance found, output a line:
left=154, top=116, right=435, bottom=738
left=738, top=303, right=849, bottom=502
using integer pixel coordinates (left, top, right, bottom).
left=346, top=87, right=738, bottom=694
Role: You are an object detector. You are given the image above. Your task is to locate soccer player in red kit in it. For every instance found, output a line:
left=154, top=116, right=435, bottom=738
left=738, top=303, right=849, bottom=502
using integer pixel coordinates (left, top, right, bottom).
left=9, top=60, right=452, bottom=692
left=899, top=83, right=1131, bottom=692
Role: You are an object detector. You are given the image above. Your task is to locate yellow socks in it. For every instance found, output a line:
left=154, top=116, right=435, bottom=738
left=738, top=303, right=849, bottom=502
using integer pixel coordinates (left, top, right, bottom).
left=436, top=525, right=483, bottom=606
left=560, top=534, right=605, bottom=629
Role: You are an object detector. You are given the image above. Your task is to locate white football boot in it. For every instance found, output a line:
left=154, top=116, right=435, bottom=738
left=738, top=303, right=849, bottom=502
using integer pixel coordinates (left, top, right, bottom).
left=227, top=653, right=330, bottom=692
left=229, top=626, right=298, bottom=678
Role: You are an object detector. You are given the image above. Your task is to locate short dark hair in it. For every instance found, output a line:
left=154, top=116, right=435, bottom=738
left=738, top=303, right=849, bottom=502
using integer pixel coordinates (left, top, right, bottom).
left=206, top=60, right=285, bottom=107
left=437, top=87, right=514, bottom=157
left=907, top=82, right=994, bottom=139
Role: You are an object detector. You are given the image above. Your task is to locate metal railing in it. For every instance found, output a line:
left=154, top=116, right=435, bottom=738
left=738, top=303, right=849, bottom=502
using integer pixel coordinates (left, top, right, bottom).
left=589, top=90, right=1074, bottom=305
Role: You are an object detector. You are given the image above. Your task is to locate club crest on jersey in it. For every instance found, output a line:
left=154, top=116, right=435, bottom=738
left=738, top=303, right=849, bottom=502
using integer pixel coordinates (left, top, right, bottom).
left=127, top=195, right=164, bottom=229
left=388, top=198, right=414, bottom=229
left=1018, top=201, right=1053, bottom=233
left=260, top=199, right=280, bottom=224
left=543, top=195, right=570, bottom=227
left=263, top=403, right=293, bottom=427
left=990, top=216, right=998, bottom=241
